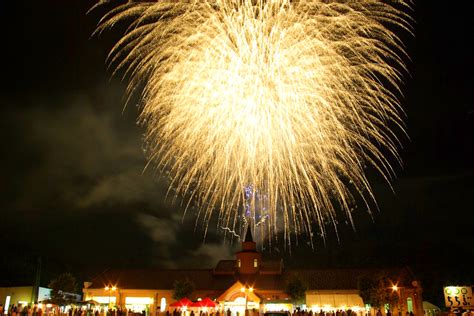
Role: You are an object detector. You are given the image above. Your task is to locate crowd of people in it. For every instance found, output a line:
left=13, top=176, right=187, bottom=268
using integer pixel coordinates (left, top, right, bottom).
left=0, top=304, right=435, bottom=316
left=0, top=304, right=143, bottom=316
left=0, top=304, right=44, bottom=316
left=68, top=306, right=148, bottom=316
left=162, top=308, right=364, bottom=316
left=290, top=309, right=360, bottom=316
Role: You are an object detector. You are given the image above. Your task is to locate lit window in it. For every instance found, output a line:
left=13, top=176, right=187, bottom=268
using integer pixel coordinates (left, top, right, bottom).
left=160, top=297, right=166, bottom=311
left=125, top=297, right=153, bottom=305
left=237, top=259, right=241, bottom=267
left=253, top=259, right=258, bottom=267
left=407, top=298, right=413, bottom=313
left=5, top=296, right=11, bottom=313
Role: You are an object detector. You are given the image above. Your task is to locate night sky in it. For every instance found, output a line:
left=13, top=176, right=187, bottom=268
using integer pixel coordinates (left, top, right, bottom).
left=1, top=0, right=473, bottom=308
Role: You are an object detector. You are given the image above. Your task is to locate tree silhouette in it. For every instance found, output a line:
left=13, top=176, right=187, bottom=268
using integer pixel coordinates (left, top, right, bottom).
left=285, top=274, right=308, bottom=306
left=358, top=273, right=399, bottom=310
left=48, top=273, right=78, bottom=306
left=173, top=278, right=195, bottom=300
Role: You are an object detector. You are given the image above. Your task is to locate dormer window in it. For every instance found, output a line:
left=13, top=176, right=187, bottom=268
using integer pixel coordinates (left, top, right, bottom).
left=253, top=259, right=258, bottom=267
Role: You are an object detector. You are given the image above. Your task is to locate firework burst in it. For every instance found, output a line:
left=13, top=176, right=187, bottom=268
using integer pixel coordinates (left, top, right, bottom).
left=93, top=0, right=412, bottom=245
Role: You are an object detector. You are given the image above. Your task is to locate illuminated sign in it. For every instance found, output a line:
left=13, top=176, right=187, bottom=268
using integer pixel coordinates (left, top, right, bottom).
left=92, top=297, right=117, bottom=304
left=125, top=297, right=153, bottom=305
left=444, top=286, right=473, bottom=308
left=264, top=304, right=292, bottom=312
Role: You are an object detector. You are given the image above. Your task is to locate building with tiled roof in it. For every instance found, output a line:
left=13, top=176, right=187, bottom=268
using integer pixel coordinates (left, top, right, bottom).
left=82, top=227, right=423, bottom=316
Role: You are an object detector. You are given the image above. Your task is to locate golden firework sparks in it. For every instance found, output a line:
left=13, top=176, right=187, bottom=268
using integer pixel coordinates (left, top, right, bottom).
left=93, top=0, right=412, bottom=245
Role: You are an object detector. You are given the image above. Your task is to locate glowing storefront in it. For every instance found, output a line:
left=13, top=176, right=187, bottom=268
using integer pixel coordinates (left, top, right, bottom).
left=83, top=227, right=423, bottom=316
left=0, top=286, right=53, bottom=309
left=84, top=286, right=162, bottom=315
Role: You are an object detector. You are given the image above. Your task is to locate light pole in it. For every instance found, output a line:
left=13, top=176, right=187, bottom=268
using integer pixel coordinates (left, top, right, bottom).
left=391, top=285, right=401, bottom=316
left=105, top=286, right=117, bottom=311
left=240, top=287, right=253, bottom=312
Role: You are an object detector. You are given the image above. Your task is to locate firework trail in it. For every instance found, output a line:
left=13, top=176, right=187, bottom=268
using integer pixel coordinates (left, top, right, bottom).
left=93, top=0, right=412, bottom=245
left=220, top=226, right=241, bottom=240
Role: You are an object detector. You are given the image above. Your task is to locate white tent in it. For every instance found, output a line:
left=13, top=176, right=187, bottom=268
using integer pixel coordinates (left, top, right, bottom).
left=423, top=301, right=441, bottom=316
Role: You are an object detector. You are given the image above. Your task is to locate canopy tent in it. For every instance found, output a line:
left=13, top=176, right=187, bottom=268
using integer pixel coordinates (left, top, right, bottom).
left=423, top=301, right=441, bottom=312
left=39, top=299, right=90, bottom=307
left=170, top=298, right=193, bottom=308
left=306, top=293, right=364, bottom=308
left=190, top=298, right=218, bottom=308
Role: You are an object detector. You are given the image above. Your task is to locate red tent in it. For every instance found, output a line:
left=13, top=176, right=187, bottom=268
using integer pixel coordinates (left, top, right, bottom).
left=170, top=298, right=193, bottom=308
left=190, top=298, right=218, bottom=308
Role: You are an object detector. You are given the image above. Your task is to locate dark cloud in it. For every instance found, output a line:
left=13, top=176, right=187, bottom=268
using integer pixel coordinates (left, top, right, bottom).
left=1, top=85, right=245, bottom=273
left=3, top=89, right=145, bottom=207
left=136, top=211, right=239, bottom=268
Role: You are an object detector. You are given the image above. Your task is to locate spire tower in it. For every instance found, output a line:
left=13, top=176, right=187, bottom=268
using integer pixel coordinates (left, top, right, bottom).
left=235, top=224, right=261, bottom=274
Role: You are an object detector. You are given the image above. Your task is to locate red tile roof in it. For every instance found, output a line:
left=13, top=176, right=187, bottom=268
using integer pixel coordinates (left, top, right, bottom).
left=214, top=260, right=236, bottom=275
left=89, top=269, right=235, bottom=290
left=87, top=266, right=415, bottom=292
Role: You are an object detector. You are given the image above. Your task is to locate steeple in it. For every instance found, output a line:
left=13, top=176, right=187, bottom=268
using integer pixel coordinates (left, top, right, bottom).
left=241, top=224, right=256, bottom=252
left=235, top=223, right=261, bottom=274
left=244, top=225, right=253, bottom=242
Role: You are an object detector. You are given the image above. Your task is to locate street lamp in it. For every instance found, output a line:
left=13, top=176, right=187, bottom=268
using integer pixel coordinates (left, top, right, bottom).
left=391, top=284, right=401, bottom=316
left=240, top=287, right=253, bottom=312
left=105, top=286, right=117, bottom=309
